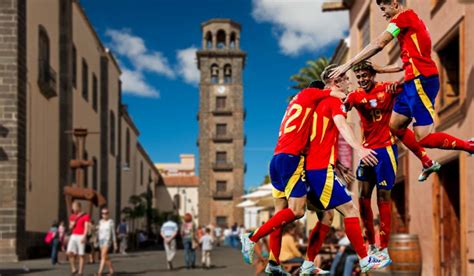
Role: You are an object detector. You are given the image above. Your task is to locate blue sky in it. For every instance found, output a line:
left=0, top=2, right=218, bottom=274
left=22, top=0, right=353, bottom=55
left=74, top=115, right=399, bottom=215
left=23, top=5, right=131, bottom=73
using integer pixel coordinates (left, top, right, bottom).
left=81, top=0, right=348, bottom=190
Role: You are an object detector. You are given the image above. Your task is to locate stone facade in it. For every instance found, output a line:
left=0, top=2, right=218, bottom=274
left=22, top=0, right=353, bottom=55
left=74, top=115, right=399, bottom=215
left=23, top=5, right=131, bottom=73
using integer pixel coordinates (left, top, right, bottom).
left=197, top=19, right=246, bottom=227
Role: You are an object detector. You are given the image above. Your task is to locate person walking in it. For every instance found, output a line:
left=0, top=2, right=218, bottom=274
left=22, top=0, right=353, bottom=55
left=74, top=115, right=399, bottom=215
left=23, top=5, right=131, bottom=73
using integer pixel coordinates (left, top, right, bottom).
left=116, top=218, right=129, bottom=255
left=58, top=221, right=66, bottom=253
left=160, top=215, right=178, bottom=270
left=87, top=220, right=98, bottom=264
left=66, top=201, right=90, bottom=275
left=214, top=225, right=222, bottom=247
left=200, top=228, right=214, bottom=269
left=48, top=221, right=60, bottom=265
left=97, top=208, right=117, bottom=275
left=181, top=213, right=197, bottom=269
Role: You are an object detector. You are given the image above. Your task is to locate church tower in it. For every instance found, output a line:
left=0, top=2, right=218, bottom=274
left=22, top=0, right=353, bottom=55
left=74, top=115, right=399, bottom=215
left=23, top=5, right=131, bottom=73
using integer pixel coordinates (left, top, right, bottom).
left=197, top=19, right=246, bottom=226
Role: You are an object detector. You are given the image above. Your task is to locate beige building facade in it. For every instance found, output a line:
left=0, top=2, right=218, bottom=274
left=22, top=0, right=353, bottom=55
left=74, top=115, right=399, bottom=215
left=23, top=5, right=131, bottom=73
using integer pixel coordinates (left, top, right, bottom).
left=197, top=19, right=246, bottom=227
left=0, top=0, right=163, bottom=261
left=323, top=1, right=474, bottom=275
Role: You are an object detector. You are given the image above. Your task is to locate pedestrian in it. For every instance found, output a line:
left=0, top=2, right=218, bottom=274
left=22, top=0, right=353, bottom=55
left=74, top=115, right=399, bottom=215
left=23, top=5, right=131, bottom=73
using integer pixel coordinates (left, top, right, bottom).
left=214, top=224, right=222, bottom=247
left=200, top=228, right=214, bottom=269
left=223, top=226, right=231, bottom=246
left=160, top=215, right=178, bottom=270
left=97, top=208, right=117, bottom=275
left=66, top=201, right=90, bottom=275
left=48, top=221, right=60, bottom=265
left=231, top=223, right=240, bottom=249
left=87, top=220, right=98, bottom=264
left=181, top=213, right=197, bottom=269
left=116, top=218, right=129, bottom=255
left=58, top=221, right=66, bottom=253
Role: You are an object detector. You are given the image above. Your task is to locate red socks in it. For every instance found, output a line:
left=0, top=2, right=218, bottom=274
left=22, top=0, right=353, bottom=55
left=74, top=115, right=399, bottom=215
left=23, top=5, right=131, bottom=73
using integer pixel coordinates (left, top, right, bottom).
left=394, top=128, right=432, bottom=168
left=250, top=208, right=296, bottom=242
left=306, top=222, right=330, bottom=262
left=268, top=228, right=282, bottom=264
left=344, top=217, right=368, bottom=259
left=359, top=198, right=375, bottom=245
left=419, top=132, right=474, bottom=154
left=378, top=201, right=392, bottom=249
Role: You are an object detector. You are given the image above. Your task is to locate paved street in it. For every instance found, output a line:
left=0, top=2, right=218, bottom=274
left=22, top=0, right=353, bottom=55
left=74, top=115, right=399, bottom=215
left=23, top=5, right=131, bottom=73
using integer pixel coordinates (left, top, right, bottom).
left=0, top=247, right=254, bottom=276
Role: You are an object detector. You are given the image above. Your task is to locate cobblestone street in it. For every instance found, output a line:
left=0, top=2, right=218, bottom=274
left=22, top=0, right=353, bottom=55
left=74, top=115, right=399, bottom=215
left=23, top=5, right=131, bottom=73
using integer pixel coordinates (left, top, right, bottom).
left=0, top=247, right=254, bottom=276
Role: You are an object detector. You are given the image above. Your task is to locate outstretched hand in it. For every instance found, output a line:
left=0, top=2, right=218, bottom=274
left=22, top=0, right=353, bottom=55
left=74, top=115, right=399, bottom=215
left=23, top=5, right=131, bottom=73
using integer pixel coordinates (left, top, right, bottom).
left=335, top=161, right=355, bottom=186
left=329, top=63, right=351, bottom=79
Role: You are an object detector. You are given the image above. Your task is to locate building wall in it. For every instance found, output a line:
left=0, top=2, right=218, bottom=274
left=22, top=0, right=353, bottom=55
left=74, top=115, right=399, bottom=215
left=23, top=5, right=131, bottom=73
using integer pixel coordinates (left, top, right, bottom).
left=120, top=116, right=139, bottom=212
left=341, top=1, right=474, bottom=275
left=25, top=0, right=60, bottom=234
left=166, top=187, right=198, bottom=221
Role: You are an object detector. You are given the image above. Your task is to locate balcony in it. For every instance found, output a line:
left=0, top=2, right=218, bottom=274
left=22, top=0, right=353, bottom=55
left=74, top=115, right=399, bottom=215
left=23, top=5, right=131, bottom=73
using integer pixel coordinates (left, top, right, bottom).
left=212, top=108, right=233, bottom=116
left=212, top=134, right=233, bottom=143
left=38, top=59, right=57, bottom=98
left=212, top=162, right=233, bottom=171
left=213, top=191, right=233, bottom=200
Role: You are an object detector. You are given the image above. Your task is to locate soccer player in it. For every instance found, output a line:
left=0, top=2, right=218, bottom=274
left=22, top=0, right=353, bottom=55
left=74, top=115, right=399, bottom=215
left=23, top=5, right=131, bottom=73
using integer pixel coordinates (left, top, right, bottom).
left=344, top=60, right=436, bottom=264
left=299, top=65, right=390, bottom=275
left=330, top=0, right=474, bottom=155
left=240, top=81, right=347, bottom=274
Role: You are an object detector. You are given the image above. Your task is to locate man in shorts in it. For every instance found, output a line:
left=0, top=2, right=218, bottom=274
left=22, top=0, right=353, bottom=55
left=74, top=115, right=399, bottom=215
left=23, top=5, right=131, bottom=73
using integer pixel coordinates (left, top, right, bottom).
left=67, top=201, right=90, bottom=275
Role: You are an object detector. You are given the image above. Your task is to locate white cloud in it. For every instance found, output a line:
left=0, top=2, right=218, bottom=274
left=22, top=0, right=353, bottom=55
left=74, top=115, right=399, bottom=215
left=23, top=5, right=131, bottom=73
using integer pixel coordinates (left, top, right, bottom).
left=252, top=0, right=348, bottom=56
left=106, top=29, right=175, bottom=78
left=120, top=68, right=160, bottom=98
left=176, top=47, right=200, bottom=86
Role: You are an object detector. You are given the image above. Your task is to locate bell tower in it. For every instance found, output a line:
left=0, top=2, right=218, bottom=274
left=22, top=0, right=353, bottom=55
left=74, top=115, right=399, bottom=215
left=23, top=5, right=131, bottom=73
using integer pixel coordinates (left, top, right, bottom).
left=196, top=19, right=246, bottom=227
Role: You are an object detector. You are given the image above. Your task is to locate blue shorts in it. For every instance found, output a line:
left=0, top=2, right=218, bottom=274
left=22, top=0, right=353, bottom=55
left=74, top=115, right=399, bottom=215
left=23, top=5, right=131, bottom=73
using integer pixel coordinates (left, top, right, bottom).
left=393, top=75, right=439, bottom=126
left=269, top=153, right=307, bottom=199
left=306, top=165, right=352, bottom=210
left=356, top=145, right=398, bottom=190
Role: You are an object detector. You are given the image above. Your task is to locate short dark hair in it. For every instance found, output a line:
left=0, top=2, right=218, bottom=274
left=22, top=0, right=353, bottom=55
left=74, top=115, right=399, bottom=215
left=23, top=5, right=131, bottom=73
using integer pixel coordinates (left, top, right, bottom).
left=308, top=80, right=325, bottom=89
left=352, top=60, right=376, bottom=74
left=376, top=0, right=405, bottom=5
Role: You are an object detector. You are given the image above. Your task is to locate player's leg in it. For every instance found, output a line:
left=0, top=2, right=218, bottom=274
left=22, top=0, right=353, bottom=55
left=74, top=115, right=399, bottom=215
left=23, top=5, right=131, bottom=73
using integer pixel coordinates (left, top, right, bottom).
left=408, top=76, right=473, bottom=153
left=241, top=154, right=306, bottom=264
left=356, top=162, right=377, bottom=252
left=265, top=197, right=290, bottom=275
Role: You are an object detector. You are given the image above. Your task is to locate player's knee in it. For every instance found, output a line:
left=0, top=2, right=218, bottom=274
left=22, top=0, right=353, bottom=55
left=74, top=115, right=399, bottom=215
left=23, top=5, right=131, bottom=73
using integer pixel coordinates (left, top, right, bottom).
left=378, top=190, right=391, bottom=201
left=322, top=211, right=334, bottom=226
left=292, top=207, right=305, bottom=219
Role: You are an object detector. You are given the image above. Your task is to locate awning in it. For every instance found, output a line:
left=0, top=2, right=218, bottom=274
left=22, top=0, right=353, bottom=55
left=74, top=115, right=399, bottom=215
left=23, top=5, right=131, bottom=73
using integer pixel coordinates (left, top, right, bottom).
left=242, top=189, right=272, bottom=199
left=236, top=200, right=257, bottom=208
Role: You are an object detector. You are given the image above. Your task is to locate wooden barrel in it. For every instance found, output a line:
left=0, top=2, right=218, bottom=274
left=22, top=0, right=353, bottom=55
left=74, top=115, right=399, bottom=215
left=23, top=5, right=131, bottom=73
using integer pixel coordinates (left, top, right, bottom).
left=388, top=234, right=422, bottom=275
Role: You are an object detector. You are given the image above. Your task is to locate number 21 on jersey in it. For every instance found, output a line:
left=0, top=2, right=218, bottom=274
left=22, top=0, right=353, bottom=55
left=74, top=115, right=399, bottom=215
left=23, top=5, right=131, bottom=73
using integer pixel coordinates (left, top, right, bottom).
left=278, top=103, right=312, bottom=137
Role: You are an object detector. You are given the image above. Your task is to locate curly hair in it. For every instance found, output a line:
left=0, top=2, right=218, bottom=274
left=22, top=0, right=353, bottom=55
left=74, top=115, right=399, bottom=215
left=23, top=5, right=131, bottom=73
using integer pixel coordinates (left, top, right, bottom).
left=352, top=60, right=376, bottom=74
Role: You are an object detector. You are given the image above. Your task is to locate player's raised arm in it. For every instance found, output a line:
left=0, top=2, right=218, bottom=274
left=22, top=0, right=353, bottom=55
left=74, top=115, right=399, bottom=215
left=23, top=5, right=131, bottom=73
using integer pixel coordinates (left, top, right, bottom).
left=329, top=31, right=394, bottom=79
left=333, top=114, right=378, bottom=166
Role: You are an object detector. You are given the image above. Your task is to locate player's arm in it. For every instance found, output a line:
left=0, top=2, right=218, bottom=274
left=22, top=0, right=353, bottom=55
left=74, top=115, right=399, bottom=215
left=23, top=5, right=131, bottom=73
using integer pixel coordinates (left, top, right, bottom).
left=333, top=115, right=378, bottom=166
left=372, top=63, right=404, bottom=74
left=307, top=88, right=346, bottom=103
left=330, top=31, right=394, bottom=78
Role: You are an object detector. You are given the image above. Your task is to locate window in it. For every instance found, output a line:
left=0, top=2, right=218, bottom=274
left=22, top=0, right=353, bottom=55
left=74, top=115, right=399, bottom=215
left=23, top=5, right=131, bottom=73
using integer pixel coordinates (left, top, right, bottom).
left=216, top=216, right=228, bottom=228
left=38, top=25, right=57, bottom=98
left=216, top=151, right=227, bottom=163
left=110, top=111, right=115, bottom=155
left=140, top=161, right=144, bottom=186
left=216, top=30, right=226, bottom=49
left=437, top=30, right=460, bottom=111
left=82, top=58, right=89, bottom=101
left=125, top=128, right=130, bottom=167
left=216, top=124, right=227, bottom=136
left=92, top=74, right=98, bottom=112
left=216, top=181, right=227, bottom=192
left=72, top=45, right=77, bottom=88
left=205, top=31, right=212, bottom=49
left=216, top=96, right=226, bottom=110
left=359, top=12, right=371, bottom=49
left=174, top=194, right=181, bottom=210
left=92, top=157, right=98, bottom=191
left=230, top=32, right=236, bottom=49
left=211, top=64, right=219, bottom=84
left=224, top=64, right=232, bottom=84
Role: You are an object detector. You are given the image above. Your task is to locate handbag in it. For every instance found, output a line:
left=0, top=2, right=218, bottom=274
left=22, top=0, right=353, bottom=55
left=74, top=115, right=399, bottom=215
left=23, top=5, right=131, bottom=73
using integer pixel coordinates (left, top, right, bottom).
left=44, top=231, right=55, bottom=245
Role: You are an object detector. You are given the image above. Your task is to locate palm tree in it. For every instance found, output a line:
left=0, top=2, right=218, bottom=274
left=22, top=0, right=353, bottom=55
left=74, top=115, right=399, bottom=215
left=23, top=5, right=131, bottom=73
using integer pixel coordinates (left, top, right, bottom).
left=290, top=57, right=330, bottom=90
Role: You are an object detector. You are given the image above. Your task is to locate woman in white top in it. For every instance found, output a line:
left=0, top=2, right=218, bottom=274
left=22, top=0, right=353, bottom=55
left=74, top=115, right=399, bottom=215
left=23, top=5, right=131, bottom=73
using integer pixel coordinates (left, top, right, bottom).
left=97, top=208, right=117, bottom=275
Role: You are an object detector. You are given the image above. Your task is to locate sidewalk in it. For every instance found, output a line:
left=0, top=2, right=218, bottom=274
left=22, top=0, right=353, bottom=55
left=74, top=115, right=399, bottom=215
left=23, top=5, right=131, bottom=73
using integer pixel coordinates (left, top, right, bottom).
left=0, top=246, right=254, bottom=275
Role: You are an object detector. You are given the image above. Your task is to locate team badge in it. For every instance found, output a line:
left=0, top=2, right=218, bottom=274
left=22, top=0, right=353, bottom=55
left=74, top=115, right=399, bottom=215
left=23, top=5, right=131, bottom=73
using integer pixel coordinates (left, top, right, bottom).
left=369, top=99, right=378, bottom=108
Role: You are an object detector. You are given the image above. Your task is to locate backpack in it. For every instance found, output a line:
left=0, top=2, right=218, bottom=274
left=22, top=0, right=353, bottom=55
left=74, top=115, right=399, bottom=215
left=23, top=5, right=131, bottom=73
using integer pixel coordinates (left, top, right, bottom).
left=44, top=231, right=55, bottom=245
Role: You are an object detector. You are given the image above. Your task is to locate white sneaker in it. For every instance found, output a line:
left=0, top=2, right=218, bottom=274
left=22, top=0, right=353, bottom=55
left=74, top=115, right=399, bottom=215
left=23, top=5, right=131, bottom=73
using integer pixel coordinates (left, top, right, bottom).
left=360, top=254, right=391, bottom=273
left=298, top=260, right=330, bottom=275
left=264, top=263, right=291, bottom=276
left=368, top=244, right=379, bottom=255
left=418, top=160, right=441, bottom=182
left=240, top=233, right=255, bottom=264
left=376, top=247, right=391, bottom=263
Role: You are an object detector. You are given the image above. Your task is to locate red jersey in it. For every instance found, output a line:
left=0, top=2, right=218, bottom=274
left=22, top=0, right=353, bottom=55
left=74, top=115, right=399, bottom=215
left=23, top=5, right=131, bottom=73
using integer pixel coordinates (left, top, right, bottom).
left=305, top=97, right=347, bottom=170
left=274, top=88, right=331, bottom=155
left=345, top=82, right=399, bottom=149
left=387, top=9, right=438, bottom=81
left=69, top=213, right=90, bottom=235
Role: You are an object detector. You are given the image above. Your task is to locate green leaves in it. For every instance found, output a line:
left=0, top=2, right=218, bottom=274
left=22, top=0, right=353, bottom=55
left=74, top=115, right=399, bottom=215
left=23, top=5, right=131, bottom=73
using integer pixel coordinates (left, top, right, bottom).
left=290, top=57, right=330, bottom=90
